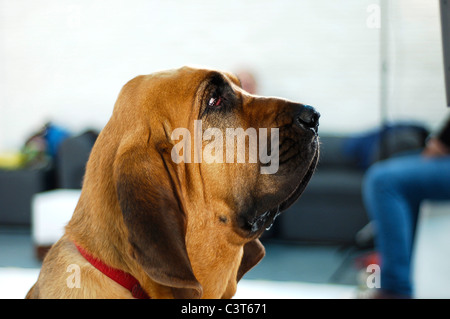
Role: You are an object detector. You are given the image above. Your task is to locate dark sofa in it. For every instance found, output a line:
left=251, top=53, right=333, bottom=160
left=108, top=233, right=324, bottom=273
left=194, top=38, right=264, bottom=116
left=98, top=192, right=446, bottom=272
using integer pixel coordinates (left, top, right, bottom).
left=56, top=130, right=98, bottom=189
left=0, top=130, right=98, bottom=226
left=0, top=166, right=54, bottom=225
left=276, top=135, right=368, bottom=244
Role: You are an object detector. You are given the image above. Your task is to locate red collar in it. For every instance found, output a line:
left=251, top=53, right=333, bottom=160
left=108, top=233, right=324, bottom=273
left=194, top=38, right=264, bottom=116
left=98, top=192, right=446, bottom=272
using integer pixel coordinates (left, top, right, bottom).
left=75, top=243, right=150, bottom=299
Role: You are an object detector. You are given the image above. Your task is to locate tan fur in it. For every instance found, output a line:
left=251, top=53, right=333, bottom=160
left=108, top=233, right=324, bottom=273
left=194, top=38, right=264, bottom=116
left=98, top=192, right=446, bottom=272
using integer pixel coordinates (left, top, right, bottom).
left=27, top=66, right=317, bottom=299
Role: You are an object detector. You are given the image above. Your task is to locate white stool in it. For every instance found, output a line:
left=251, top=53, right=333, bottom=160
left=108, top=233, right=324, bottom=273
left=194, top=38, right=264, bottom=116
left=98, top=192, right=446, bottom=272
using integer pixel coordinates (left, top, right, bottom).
left=413, top=201, right=450, bottom=298
left=31, top=189, right=81, bottom=259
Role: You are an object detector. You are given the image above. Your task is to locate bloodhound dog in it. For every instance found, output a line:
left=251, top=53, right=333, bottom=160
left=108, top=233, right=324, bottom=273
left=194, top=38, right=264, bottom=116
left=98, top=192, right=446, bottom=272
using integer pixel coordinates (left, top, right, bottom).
left=26, top=66, right=319, bottom=299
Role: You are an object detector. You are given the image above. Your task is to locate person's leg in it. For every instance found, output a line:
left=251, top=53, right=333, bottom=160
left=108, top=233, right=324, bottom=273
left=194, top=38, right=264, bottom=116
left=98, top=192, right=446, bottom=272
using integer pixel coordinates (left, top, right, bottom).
left=363, top=155, right=450, bottom=296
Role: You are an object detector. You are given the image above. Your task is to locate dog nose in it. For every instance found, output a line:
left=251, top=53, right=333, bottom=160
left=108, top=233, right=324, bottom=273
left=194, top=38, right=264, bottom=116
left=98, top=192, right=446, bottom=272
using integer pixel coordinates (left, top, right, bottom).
left=294, top=104, right=320, bottom=133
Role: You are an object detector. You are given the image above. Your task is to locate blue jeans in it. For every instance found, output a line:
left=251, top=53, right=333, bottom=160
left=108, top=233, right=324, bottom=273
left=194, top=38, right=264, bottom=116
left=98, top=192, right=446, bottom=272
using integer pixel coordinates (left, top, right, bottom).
left=363, top=154, right=450, bottom=296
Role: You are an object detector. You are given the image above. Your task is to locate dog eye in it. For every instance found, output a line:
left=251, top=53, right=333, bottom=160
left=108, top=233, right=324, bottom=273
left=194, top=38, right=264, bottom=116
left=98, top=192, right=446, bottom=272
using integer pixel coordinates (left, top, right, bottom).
left=208, top=96, right=222, bottom=107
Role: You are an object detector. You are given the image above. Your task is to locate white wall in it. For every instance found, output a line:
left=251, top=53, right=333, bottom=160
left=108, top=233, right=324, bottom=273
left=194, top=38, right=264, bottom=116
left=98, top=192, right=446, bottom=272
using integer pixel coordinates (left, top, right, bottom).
left=387, top=0, right=448, bottom=129
left=0, top=0, right=447, bottom=151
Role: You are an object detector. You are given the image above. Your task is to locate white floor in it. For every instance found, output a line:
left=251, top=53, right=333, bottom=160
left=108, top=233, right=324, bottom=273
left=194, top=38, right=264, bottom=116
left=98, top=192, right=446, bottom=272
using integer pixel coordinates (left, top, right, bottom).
left=0, top=268, right=39, bottom=299
left=234, top=280, right=355, bottom=299
left=0, top=267, right=356, bottom=299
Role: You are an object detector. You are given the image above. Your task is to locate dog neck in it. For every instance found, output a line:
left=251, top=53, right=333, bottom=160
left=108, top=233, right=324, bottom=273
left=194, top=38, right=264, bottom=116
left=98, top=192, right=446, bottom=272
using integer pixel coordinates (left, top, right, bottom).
left=74, top=242, right=150, bottom=299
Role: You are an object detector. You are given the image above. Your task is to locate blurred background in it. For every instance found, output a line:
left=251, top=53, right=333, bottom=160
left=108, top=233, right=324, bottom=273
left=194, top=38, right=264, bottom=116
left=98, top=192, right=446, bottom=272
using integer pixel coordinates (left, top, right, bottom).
left=0, top=0, right=449, bottom=298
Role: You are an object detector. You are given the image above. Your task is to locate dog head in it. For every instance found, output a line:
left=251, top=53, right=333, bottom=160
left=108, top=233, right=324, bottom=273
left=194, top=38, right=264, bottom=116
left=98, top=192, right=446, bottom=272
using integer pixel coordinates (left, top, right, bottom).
left=108, top=66, right=319, bottom=298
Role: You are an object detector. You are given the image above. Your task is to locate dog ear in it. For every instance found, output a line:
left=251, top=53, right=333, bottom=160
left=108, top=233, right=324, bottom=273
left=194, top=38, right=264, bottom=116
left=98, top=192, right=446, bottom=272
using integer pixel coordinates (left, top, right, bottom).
left=237, top=239, right=265, bottom=282
left=114, top=138, right=202, bottom=299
